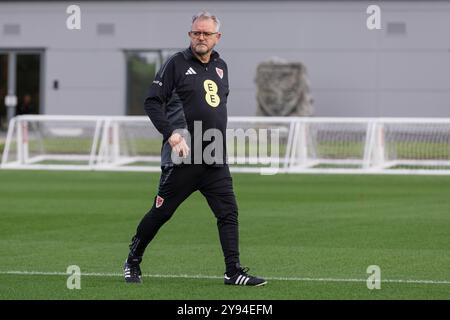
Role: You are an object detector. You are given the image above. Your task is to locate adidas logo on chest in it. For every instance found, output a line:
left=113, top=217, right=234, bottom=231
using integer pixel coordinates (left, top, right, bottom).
left=185, top=67, right=197, bottom=75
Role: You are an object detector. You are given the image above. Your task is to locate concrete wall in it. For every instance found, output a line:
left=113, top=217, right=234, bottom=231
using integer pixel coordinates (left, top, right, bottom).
left=1, top=1, right=449, bottom=117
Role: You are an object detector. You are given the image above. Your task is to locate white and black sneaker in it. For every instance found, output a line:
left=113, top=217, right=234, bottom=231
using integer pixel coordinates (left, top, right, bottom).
left=123, top=260, right=142, bottom=283
left=224, top=266, right=267, bottom=287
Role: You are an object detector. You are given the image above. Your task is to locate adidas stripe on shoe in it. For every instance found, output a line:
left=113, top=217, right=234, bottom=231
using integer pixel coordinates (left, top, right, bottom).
left=224, top=266, right=267, bottom=286
left=123, top=261, right=142, bottom=284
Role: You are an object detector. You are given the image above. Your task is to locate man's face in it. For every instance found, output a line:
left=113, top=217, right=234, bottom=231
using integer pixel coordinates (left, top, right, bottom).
left=189, top=18, right=221, bottom=57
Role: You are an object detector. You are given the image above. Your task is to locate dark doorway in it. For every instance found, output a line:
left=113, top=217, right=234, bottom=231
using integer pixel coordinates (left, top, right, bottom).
left=0, top=51, right=42, bottom=129
left=16, top=54, right=40, bottom=116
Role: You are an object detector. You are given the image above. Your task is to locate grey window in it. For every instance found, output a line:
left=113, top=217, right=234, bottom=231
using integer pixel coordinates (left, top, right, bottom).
left=125, top=49, right=179, bottom=116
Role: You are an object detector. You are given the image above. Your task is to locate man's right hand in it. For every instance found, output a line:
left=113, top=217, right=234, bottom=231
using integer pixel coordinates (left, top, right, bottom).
left=168, top=133, right=190, bottom=158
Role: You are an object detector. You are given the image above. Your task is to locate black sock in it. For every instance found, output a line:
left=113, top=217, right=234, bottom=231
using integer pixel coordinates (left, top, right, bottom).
left=226, top=262, right=241, bottom=276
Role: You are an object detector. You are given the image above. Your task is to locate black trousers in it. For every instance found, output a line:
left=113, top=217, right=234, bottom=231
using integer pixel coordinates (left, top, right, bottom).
left=128, top=164, right=240, bottom=273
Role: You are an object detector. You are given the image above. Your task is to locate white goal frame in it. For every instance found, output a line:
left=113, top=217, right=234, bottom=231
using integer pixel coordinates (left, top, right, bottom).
left=2, top=115, right=450, bottom=175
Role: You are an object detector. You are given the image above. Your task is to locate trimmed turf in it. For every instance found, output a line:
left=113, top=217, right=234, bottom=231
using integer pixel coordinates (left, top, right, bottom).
left=0, top=170, right=450, bottom=299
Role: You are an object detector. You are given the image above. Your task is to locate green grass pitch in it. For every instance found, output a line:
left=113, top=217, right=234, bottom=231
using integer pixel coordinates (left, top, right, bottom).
left=0, top=170, right=450, bottom=299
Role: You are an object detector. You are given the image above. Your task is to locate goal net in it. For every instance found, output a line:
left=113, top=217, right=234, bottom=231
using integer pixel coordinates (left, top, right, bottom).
left=1, top=116, right=102, bottom=170
left=288, top=118, right=450, bottom=174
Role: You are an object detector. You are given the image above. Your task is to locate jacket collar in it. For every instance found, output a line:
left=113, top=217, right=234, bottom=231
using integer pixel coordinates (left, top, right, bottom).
left=183, top=46, right=219, bottom=63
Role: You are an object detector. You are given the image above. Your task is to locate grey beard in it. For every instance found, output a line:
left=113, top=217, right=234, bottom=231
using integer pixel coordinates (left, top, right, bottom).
left=195, top=48, right=209, bottom=56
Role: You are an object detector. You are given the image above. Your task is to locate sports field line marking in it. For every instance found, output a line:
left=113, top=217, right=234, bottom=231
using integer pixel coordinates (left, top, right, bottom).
left=1, top=270, right=450, bottom=285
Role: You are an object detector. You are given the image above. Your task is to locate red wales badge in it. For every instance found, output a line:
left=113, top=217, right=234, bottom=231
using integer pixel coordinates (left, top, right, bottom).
left=216, top=67, right=223, bottom=79
left=155, top=195, right=164, bottom=208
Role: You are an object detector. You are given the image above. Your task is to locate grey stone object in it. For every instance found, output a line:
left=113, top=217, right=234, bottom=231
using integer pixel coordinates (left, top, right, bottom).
left=255, top=58, right=313, bottom=117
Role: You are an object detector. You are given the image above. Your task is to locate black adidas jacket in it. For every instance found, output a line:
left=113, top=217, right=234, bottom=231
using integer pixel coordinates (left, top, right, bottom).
left=144, top=47, right=230, bottom=167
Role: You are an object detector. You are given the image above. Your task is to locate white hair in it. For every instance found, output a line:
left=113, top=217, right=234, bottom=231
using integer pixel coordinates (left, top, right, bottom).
left=192, top=10, right=221, bottom=32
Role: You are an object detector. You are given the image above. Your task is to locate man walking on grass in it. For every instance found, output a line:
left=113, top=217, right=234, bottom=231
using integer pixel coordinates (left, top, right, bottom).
left=123, top=11, right=266, bottom=287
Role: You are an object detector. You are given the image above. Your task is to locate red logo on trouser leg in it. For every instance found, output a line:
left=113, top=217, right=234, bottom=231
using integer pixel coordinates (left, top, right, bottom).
left=155, top=195, right=164, bottom=208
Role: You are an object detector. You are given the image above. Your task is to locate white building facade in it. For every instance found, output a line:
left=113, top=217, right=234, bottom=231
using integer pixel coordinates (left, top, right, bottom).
left=1, top=0, right=450, bottom=123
